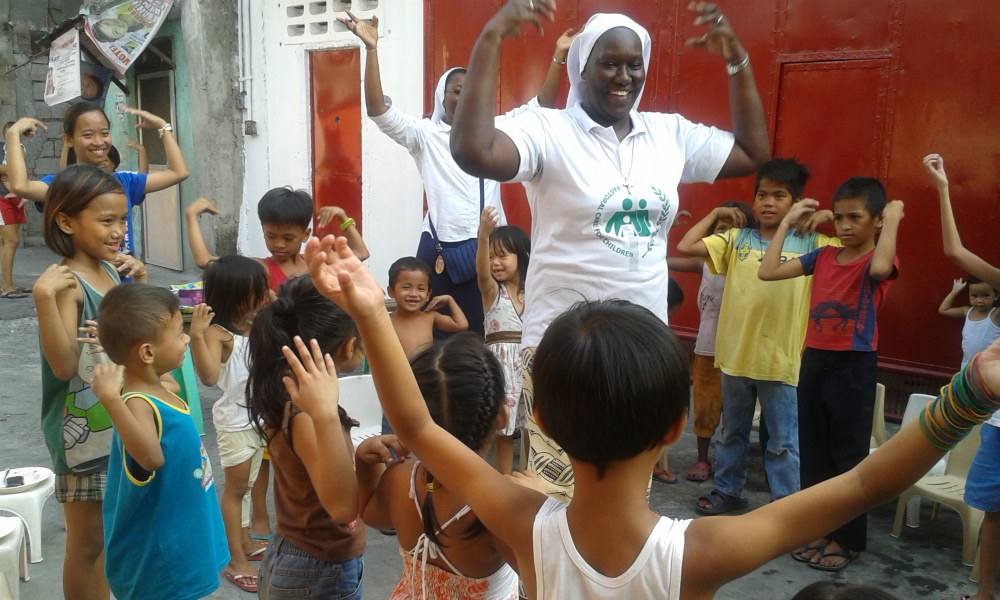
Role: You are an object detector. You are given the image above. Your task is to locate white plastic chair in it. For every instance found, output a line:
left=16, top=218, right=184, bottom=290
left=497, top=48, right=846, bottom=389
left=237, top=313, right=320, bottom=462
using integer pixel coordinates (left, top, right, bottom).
left=0, top=515, right=28, bottom=600
left=0, top=468, right=55, bottom=563
left=891, top=424, right=984, bottom=565
left=897, top=394, right=948, bottom=527
left=338, top=374, right=383, bottom=447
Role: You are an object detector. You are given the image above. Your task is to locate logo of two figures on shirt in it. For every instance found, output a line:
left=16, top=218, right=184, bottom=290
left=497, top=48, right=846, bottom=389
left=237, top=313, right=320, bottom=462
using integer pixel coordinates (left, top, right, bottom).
left=592, top=186, right=670, bottom=258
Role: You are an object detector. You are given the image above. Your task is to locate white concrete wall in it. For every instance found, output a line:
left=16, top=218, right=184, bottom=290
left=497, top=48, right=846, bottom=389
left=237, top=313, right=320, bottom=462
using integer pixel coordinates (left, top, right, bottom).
left=241, top=0, right=427, bottom=288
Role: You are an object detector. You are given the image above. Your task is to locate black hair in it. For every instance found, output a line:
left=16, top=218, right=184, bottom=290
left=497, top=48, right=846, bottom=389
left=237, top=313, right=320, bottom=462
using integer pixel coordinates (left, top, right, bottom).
left=791, top=581, right=900, bottom=600
left=246, top=275, right=359, bottom=441
left=533, top=300, right=690, bottom=477
left=388, top=257, right=432, bottom=288
left=410, top=333, right=505, bottom=547
left=98, top=284, right=179, bottom=364
left=2, top=121, right=13, bottom=133
left=256, top=187, right=314, bottom=228
left=488, top=225, right=530, bottom=295
left=203, top=255, right=270, bottom=334
left=43, top=164, right=125, bottom=257
left=711, top=200, right=758, bottom=231
left=755, top=158, right=810, bottom=200
left=62, top=101, right=110, bottom=136
left=831, top=177, right=887, bottom=216
left=667, top=277, right=684, bottom=311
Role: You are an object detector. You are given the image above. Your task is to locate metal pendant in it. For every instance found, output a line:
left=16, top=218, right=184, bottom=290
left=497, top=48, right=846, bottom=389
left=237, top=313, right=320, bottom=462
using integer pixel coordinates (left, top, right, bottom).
left=435, top=254, right=445, bottom=274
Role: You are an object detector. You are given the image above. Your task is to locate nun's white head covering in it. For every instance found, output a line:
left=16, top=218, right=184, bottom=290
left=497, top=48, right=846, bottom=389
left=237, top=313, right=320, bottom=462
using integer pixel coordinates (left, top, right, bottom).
left=431, top=67, right=466, bottom=125
left=566, top=14, right=652, bottom=112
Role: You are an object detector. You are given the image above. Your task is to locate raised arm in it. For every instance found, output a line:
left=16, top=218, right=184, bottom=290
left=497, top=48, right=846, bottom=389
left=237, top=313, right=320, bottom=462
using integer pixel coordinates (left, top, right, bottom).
left=450, top=0, right=555, bottom=181
left=355, top=436, right=408, bottom=528
left=924, top=154, right=1000, bottom=289
left=758, top=200, right=815, bottom=281
left=676, top=205, right=746, bottom=257
left=33, top=265, right=83, bottom=380
left=125, top=107, right=189, bottom=193
left=188, top=304, right=228, bottom=386
left=939, top=278, right=969, bottom=318
left=429, top=295, right=469, bottom=332
left=4, top=118, right=50, bottom=201
left=476, top=207, right=500, bottom=313
left=338, top=12, right=389, bottom=117
left=91, top=364, right=165, bottom=471
left=125, top=140, right=149, bottom=174
left=536, top=28, right=576, bottom=109
left=869, top=200, right=902, bottom=281
left=305, top=236, right=544, bottom=552
left=184, top=198, right=221, bottom=269
left=685, top=3, right=769, bottom=180
left=318, top=206, right=370, bottom=262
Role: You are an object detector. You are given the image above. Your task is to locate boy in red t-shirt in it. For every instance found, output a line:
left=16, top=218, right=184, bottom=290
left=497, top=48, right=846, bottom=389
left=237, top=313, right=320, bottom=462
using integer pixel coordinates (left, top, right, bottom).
left=758, top=177, right=903, bottom=572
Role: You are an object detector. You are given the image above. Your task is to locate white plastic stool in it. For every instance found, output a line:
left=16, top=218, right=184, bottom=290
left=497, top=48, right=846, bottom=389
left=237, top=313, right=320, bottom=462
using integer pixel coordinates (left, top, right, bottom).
left=0, top=516, right=28, bottom=600
left=0, top=468, right=55, bottom=563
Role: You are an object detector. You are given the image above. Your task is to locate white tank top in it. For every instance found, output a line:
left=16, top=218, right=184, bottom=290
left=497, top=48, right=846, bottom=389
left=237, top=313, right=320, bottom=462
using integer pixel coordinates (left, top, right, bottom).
left=532, top=498, right=690, bottom=599
left=961, top=309, right=1000, bottom=427
left=211, top=333, right=253, bottom=432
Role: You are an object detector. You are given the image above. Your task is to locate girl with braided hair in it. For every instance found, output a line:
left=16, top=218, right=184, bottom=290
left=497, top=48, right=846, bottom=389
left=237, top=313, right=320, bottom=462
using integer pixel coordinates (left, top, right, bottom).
left=245, top=274, right=407, bottom=599
left=355, top=332, right=519, bottom=599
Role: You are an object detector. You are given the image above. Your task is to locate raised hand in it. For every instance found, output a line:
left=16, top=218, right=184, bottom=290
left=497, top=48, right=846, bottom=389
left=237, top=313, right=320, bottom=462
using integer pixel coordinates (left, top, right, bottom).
left=305, top=235, right=386, bottom=322
left=684, top=2, right=746, bottom=64
left=189, top=303, right=215, bottom=338
left=671, top=209, right=692, bottom=229
left=554, top=27, right=577, bottom=61
left=33, top=264, right=78, bottom=298
left=186, top=197, right=221, bottom=217
left=124, top=107, right=167, bottom=130
left=783, top=198, right=819, bottom=228
left=281, top=336, right=340, bottom=418
left=491, top=0, right=557, bottom=40
left=425, top=295, right=452, bottom=312
left=338, top=11, right=379, bottom=49
left=883, top=199, right=905, bottom=222
left=923, top=154, right=948, bottom=188
left=124, top=140, right=144, bottom=152
left=7, top=117, right=46, bottom=140
left=90, top=363, right=125, bottom=404
left=952, top=278, right=967, bottom=294
left=317, top=205, right=347, bottom=228
left=356, top=435, right=410, bottom=466
left=479, top=206, right=500, bottom=237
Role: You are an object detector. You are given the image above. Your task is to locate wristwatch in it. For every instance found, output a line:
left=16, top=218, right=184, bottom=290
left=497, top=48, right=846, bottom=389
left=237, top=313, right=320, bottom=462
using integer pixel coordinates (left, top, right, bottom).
left=158, top=123, right=173, bottom=138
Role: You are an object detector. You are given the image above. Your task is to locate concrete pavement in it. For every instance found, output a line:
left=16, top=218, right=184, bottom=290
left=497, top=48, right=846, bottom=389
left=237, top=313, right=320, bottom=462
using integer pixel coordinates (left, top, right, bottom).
left=0, top=244, right=981, bottom=599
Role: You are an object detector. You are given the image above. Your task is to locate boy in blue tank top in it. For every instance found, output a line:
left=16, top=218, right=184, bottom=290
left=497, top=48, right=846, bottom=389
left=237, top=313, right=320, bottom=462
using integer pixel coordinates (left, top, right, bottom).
left=90, top=284, right=228, bottom=600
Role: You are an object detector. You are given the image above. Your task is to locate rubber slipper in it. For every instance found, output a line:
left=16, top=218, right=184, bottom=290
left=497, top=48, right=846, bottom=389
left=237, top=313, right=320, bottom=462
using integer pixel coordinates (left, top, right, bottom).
left=0, top=290, right=28, bottom=299
left=809, top=548, right=857, bottom=572
left=225, top=572, right=258, bottom=592
left=652, top=467, right=679, bottom=484
left=790, top=544, right=825, bottom=563
left=695, top=488, right=749, bottom=515
left=246, top=546, right=266, bottom=561
left=15, top=287, right=31, bottom=294
left=249, top=532, right=274, bottom=542
left=685, top=461, right=712, bottom=482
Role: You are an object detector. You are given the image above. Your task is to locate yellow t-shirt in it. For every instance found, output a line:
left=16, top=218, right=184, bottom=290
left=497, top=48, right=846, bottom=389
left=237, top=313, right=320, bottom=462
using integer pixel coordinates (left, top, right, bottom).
left=704, top=228, right=839, bottom=386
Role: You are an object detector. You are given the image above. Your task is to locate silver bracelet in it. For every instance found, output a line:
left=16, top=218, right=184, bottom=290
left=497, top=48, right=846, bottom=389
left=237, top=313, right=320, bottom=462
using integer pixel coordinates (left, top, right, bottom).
left=726, top=53, right=750, bottom=76
left=552, top=56, right=566, bottom=65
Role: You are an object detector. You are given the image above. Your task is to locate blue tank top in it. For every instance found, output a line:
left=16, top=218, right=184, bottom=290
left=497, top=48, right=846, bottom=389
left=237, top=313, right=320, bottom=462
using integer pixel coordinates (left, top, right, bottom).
left=103, top=392, right=229, bottom=600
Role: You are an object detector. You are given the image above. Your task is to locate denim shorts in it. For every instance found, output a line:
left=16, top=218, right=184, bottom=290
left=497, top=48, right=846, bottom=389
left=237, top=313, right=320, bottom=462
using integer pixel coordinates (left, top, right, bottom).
left=258, top=533, right=363, bottom=599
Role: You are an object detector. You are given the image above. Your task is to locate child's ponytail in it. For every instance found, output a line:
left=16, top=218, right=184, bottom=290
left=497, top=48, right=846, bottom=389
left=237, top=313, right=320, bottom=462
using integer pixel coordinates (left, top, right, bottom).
left=246, top=275, right=359, bottom=441
left=410, top=333, right=505, bottom=546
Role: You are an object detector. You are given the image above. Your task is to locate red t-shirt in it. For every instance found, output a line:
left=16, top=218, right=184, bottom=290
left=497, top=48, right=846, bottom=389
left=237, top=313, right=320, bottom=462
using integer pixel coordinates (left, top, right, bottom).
left=798, top=246, right=897, bottom=351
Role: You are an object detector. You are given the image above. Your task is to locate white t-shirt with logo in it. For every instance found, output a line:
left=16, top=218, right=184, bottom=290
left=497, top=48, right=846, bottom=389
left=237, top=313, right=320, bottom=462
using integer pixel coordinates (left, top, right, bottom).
left=496, top=103, right=734, bottom=346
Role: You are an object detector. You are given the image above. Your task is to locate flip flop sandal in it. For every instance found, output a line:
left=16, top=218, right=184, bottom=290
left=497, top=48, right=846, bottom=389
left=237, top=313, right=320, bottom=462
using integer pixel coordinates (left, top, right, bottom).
left=15, top=287, right=31, bottom=294
left=790, top=544, right=825, bottom=563
left=225, top=572, right=258, bottom=592
left=652, top=467, right=679, bottom=484
left=808, top=548, right=857, bottom=572
left=249, top=532, right=274, bottom=542
left=0, top=290, right=28, bottom=299
left=685, top=462, right=712, bottom=482
left=246, top=546, right=267, bottom=561
left=695, top=488, right=749, bottom=515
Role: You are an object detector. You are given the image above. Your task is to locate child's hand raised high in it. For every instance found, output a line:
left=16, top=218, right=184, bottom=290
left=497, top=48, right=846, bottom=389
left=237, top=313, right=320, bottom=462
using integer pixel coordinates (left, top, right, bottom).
left=281, top=336, right=341, bottom=419
left=356, top=435, right=410, bottom=466
left=189, top=304, right=215, bottom=338
left=952, top=278, right=967, bottom=294
left=305, top=235, right=386, bottom=322
left=90, top=363, right=125, bottom=404
left=923, top=153, right=948, bottom=188
left=479, top=206, right=500, bottom=238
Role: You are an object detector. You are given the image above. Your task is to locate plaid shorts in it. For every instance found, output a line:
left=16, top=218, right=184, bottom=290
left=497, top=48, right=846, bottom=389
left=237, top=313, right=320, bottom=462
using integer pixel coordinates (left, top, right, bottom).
left=55, top=471, right=107, bottom=503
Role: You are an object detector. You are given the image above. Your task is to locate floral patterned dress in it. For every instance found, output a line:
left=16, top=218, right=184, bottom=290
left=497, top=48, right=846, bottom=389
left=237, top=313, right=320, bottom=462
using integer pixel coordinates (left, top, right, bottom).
left=484, top=286, right=524, bottom=434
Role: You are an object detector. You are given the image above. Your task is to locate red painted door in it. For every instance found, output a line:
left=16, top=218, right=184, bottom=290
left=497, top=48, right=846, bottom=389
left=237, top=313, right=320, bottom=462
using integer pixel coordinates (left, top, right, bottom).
left=311, top=48, right=364, bottom=237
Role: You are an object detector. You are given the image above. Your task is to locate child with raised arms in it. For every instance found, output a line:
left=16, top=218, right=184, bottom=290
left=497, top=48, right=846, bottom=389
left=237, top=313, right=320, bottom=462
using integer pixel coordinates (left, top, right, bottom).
left=387, top=257, right=469, bottom=359
left=187, top=191, right=369, bottom=293
left=476, top=205, right=529, bottom=475
left=188, top=255, right=273, bottom=592
left=245, top=274, right=403, bottom=598
left=32, top=164, right=148, bottom=599
left=758, top=178, right=902, bottom=571
left=302, top=233, right=1000, bottom=599
left=356, top=333, right=518, bottom=599
left=926, top=153, right=1000, bottom=600
left=939, top=276, right=1000, bottom=367
left=90, top=285, right=228, bottom=600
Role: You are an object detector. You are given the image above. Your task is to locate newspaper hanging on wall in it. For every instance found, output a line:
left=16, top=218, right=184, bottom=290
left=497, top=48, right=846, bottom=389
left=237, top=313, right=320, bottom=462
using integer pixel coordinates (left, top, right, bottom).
left=81, top=0, right=173, bottom=74
left=43, top=29, right=82, bottom=106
